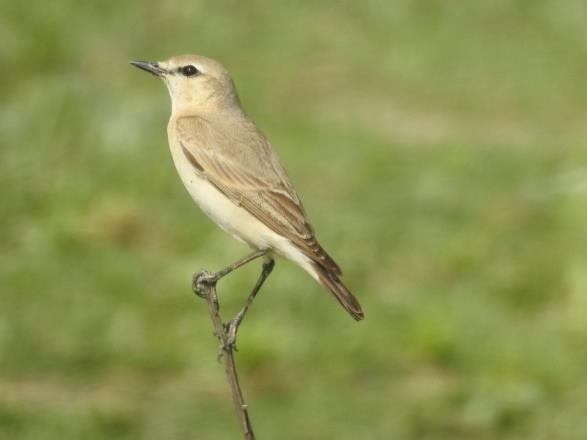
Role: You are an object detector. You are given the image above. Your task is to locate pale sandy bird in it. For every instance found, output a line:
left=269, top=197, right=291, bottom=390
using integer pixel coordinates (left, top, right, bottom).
left=130, top=55, right=363, bottom=320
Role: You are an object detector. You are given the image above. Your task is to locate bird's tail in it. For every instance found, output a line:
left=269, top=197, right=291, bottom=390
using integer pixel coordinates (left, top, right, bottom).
left=311, top=262, right=364, bottom=321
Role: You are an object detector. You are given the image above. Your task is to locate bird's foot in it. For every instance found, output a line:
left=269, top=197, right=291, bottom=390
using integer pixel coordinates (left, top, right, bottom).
left=222, top=319, right=239, bottom=352
left=192, top=270, right=218, bottom=298
left=215, top=322, right=238, bottom=361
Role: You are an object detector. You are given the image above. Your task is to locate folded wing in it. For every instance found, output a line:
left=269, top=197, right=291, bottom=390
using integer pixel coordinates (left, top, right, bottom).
left=176, top=115, right=342, bottom=276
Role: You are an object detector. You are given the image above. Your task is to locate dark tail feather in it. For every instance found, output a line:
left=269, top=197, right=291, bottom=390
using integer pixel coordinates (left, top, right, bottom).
left=311, top=263, right=364, bottom=321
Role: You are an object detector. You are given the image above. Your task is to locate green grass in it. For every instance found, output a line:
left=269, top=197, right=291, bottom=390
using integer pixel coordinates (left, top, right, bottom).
left=1, top=0, right=587, bottom=438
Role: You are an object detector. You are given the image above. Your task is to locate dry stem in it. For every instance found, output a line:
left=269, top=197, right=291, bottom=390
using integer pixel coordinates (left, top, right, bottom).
left=192, top=250, right=273, bottom=440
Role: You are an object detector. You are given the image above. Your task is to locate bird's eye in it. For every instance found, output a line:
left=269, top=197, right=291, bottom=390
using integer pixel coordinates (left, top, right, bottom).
left=181, top=65, right=199, bottom=77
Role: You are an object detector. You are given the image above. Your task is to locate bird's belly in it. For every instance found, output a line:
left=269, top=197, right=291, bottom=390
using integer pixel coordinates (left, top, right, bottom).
left=187, top=178, right=261, bottom=246
left=170, top=148, right=270, bottom=249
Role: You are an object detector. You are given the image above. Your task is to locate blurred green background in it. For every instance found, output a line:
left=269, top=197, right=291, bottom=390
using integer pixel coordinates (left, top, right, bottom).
left=2, top=0, right=587, bottom=438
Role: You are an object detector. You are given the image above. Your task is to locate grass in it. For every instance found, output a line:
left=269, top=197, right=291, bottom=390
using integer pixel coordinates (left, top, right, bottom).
left=1, top=0, right=587, bottom=438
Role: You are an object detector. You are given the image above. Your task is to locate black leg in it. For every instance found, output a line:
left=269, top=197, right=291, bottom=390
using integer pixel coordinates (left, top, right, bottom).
left=192, top=249, right=267, bottom=297
left=214, top=250, right=268, bottom=280
left=224, top=258, right=275, bottom=349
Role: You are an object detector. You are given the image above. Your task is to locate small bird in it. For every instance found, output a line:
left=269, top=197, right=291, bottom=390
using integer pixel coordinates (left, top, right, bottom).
left=130, top=55, right=363, bottom=320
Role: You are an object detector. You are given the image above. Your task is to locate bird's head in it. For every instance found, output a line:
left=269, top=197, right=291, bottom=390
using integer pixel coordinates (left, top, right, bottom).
left=130, top=55, right=241, bottom=114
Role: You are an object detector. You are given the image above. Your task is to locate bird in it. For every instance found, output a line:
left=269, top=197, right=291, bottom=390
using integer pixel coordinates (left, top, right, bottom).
left=130, top=55, right=364, bottom=321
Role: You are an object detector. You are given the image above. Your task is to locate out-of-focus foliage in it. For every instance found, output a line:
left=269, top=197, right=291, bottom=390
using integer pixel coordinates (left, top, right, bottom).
left=1, top=1, right=586, bottom=438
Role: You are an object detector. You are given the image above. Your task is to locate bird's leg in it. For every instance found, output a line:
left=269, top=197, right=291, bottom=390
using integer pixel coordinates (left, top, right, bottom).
left=214, top=249, right=268, bottom=280
left=192, top=249, right=267, bottom=297
left=224, top=258, right=275, bottom=350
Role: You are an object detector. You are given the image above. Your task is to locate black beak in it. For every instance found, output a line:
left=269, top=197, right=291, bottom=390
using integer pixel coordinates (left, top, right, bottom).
left=129, top=60, right=167, bottom=77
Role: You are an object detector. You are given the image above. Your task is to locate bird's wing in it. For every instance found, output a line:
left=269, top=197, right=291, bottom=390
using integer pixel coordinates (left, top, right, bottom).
left=175, top=115, right=341, bottom=276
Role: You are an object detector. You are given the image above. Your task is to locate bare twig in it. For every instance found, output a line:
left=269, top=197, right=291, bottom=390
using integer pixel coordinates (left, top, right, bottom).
left=192, top=250, right=274, bottom=440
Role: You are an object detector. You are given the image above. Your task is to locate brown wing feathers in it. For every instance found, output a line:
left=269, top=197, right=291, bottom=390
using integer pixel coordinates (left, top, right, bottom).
left=177, top=115, right=362, bottom=320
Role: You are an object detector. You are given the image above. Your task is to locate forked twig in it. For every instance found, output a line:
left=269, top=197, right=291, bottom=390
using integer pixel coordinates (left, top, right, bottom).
left=192, top=250, right=274, bottom=440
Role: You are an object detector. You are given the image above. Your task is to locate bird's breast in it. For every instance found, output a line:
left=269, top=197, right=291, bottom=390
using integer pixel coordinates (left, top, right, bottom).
left=166, top=135, right=272, bottom=251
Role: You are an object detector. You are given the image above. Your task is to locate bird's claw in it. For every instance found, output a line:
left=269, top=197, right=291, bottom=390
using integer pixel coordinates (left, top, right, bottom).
left=222, top=319, right=239, bottom=352
left=192, top=270, right=218, bottom=297
left=216, top=337, right=238, bottom=362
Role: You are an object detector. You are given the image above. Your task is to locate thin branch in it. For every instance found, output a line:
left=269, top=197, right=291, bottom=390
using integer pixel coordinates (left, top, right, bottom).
left=192, top=250, right=271, bottom=440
